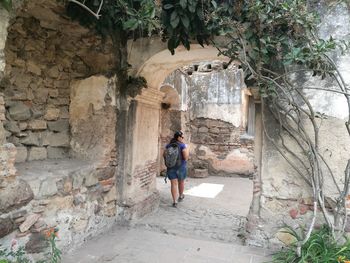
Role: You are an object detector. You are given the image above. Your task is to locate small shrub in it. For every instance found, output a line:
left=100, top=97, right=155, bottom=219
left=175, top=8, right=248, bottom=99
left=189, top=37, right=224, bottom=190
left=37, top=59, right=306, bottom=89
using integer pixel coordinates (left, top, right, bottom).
left=0, top=244, right=31, bottom=263
left=272, top=225, right=350, bottom=263
left=0, top=228, right=61, bottom=263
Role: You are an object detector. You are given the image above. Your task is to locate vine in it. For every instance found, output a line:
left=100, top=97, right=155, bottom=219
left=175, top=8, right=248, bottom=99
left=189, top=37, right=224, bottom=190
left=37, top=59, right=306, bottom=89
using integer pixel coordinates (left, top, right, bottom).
left=207, top=0, right=350, bottom=253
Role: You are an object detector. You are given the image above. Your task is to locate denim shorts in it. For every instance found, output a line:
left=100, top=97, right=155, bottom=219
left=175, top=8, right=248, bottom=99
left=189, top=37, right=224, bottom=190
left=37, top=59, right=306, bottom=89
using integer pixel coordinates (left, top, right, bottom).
left=167, top=165, right=187, bottom=180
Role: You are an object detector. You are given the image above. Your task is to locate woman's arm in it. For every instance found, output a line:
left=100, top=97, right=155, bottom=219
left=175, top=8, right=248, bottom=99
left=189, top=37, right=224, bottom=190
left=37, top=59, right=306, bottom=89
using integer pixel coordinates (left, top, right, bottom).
left=182, top=145, right=189, bottom=161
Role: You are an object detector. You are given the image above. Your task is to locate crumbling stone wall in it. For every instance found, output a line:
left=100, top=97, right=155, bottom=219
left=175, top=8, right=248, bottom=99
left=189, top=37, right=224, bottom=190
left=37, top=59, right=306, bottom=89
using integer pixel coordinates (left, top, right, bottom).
left=160, top=61, right=254, bottom=178
left=0, top=8, right=35, bottom=245
left=2, top=1, right=115, bottom=162
left=0, top=158, right=118, bottom=255
left=0, top=9, right=9, bottom=75
left=190, top=118, right=254, bottom=177
left=0, top=0, right=119, bottom=257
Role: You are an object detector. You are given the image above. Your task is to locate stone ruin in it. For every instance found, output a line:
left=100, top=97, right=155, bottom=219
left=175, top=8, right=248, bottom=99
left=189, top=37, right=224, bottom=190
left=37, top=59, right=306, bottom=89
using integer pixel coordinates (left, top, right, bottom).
left=0, top=0, right=120, bottom=256
left=0, top=0, right=349, bottom=258
left=159, top=62, right=256, bottom=179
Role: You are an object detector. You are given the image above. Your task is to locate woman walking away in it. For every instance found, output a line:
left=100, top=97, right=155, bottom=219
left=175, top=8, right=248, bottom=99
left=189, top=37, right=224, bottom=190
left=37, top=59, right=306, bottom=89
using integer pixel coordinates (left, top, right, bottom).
left=163, top=131, right=189, bottom=207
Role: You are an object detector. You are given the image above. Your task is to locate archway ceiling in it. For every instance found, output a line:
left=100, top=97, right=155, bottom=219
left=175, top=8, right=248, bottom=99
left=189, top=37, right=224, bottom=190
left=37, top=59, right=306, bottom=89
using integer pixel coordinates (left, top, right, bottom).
left=137, top=44, right=229, bottom=90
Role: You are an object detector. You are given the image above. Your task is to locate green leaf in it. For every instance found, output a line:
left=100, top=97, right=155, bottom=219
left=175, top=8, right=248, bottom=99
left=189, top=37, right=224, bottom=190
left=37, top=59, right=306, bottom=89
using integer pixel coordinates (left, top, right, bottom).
left=188, top=1, right=196, bottom=13
left=179, top=0, right=187, bottom=9
left=167, top=37, right=176, bottom=55
left=123, top=18, right=139, bottom=31
left=163, top=4, right=174, bottom=10
left=170, top=11, right=180, bottom=28
left=182, top=37, right=190, bottom=50
left=211, top=0, right=217, bottom=9
left=197, top=35, right=204, bottom=46
left=196, top=8, right=203, bottom=20
left=181, top=15, right=190, bottom=29
left=0, top=0, right=12, bottom=11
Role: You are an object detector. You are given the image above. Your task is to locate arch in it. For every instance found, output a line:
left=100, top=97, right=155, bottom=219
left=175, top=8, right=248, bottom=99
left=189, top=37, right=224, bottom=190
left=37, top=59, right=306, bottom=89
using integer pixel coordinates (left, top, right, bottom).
left=137, top=44, right=229, bottom=90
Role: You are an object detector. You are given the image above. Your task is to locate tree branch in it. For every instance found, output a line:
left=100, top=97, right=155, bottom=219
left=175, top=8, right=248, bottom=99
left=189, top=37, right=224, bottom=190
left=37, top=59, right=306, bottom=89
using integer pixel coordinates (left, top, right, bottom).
left=68, top=0, right=103, bottom=19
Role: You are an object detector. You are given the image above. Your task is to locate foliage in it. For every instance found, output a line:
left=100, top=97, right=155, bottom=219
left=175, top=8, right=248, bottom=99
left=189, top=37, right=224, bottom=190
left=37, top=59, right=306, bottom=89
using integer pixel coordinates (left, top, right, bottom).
left=160, top=0, right=213, bottom=54
left=65, top=0, right=160, bottom=40
left=45, top=228, right=61, bottom=263
left=0, top=0, right=11, bottom=11
left=0, top=245, right=31, bottom=263
left=126, top=76, right=147, bottom=97
left=198, top=0, right=350, bottom=253
left=272, top=225, right=350, bottom=263
left=0, top=228, right=61, bottom=263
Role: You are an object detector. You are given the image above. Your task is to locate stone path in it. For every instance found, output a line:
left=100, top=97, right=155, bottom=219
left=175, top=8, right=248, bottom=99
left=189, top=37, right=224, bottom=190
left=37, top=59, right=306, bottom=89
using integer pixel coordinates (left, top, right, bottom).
left=62, top=176, right=273, bottom=263
left=133, top=177, right=248, bottom=244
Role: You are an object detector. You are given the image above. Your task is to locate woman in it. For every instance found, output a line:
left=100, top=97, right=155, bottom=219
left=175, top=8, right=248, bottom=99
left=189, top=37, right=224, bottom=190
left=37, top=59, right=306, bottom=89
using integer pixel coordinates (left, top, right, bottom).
left=164, top=131, right=189, bottom=207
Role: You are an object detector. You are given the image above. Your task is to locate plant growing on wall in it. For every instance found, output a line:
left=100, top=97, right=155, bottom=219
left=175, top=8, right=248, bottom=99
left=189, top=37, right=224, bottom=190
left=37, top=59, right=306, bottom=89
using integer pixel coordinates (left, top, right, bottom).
left=0, top=0, right=11, bottom=11
left=63, top=0, right=160, bottom=97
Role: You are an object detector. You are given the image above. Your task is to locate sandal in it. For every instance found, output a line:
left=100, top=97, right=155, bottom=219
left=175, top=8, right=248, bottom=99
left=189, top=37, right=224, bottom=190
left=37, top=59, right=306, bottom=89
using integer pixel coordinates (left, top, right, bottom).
left=178, top=194, right=185, bottom=202
left=172, top=202, right=177, bottom=208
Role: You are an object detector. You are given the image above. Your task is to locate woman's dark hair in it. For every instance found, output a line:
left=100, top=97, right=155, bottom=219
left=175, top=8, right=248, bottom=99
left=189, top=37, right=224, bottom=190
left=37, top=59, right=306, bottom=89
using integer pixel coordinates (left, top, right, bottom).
left=170, top=131, right=183, bottom=143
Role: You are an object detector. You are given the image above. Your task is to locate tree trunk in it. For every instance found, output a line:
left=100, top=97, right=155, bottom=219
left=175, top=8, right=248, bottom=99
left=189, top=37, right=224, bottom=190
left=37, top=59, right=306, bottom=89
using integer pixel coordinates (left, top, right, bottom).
left=112, top=28, right=132, bottom=218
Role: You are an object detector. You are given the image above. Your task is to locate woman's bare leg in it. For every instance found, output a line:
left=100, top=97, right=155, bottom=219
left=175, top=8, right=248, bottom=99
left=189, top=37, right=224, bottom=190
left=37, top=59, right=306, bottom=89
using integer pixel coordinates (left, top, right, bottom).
left=178, top=179, right=185, bottom=198
left=170, top=179, right=178, bottom=203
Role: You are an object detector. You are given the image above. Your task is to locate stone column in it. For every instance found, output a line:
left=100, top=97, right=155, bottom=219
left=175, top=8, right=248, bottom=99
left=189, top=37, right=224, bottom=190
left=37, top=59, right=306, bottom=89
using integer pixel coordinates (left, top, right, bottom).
left=116, top=87, right=163, bottom=220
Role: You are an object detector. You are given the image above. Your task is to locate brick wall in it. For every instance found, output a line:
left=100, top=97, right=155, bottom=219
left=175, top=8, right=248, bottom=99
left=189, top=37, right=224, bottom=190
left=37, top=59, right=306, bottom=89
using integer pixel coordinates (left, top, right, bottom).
left=133, top=160, right=157, bottom=190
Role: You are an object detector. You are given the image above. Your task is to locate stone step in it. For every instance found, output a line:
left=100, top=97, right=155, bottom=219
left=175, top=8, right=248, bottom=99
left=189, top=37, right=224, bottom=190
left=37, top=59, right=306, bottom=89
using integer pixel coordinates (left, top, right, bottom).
left=62, top=227, right=273, bottom=263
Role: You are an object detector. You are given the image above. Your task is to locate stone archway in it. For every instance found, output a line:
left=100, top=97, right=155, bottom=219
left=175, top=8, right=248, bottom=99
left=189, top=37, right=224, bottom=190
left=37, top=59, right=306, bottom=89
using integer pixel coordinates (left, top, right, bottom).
left=137, top=44, right=228, bottom=89
left=115, top=45, right=233, bottom=218
left=126, top=44, right=257, bottom=217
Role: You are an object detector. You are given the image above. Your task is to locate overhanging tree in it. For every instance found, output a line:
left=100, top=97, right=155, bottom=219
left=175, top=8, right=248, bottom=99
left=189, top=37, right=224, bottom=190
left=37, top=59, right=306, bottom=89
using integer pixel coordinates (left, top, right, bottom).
left=204, top=0, right=350, bottom=253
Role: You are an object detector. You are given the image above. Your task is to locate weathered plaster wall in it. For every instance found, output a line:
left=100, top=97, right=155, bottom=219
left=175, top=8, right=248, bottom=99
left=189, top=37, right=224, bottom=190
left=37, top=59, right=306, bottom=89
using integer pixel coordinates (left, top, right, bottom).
left=189, top=64, right=245, bottom=127
left=256, top=2, right=350, bottom=248
left=128, top=36, right=230, bottom=78
left=188, top=62, right=253, bottom=178
left=121, top=88, right=164, bottom=219
left=303, top=2, right=350, bottom=120
left=70, top=75, right=117, bottom=166
left=127, top=37, right=167, bottom=76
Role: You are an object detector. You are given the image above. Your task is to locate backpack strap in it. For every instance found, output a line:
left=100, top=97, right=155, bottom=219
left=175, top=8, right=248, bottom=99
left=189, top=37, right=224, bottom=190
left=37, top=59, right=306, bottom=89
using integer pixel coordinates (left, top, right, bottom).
left=175, top=142, right=183, bottom=165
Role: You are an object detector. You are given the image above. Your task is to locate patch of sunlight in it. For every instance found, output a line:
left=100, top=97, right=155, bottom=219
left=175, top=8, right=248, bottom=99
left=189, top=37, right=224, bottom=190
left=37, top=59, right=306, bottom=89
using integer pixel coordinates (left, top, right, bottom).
left=184, top=183, right=224, bottom=198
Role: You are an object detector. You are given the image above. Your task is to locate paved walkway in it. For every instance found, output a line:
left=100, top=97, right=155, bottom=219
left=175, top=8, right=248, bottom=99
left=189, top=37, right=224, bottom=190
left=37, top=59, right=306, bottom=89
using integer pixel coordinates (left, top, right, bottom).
left=62, top=176, right=273, bottom=263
